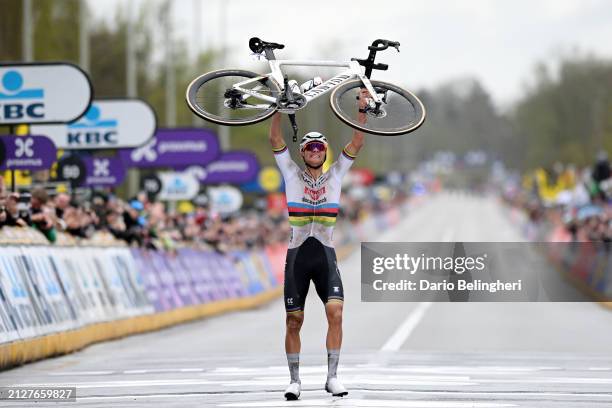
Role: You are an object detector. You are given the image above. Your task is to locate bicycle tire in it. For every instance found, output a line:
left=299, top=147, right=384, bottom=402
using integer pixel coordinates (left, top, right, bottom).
left=185, top=69, right=279, bottom=126
left=329, top=79, right=426, bottom=136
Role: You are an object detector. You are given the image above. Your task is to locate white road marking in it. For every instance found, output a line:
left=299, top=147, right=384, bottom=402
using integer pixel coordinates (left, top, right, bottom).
left=219, top=399, right=516, bottom=407
left=380, top=302, right=432, bottom=351
left=362, top=389, right=612, bottom=399
left=210, top=365, right=563, bottom=375
left=19, top=373, right=612, bottom=390
left=49, top=370, right=115, bottom=376
left=478, top=376, right=612, bottom=384
left=12, top=379, right=214, bottom=388
left=76, top=391, right=275, bottom=401
left=51, top=368, right=207, bottom=376
left=246, top=374, right=471, bottom=382
left=220, top=378, right=476, bottom=387
left=65, top=389, right=612, bottom=403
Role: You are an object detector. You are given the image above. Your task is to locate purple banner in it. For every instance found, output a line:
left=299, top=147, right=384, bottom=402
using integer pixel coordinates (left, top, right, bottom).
left=177, top=249, right=213, bottom=303
left=129, top=247, right=274, bottom=312
left=187, top=151, right=259, bottom=184
left=0, top=135, right=56, bottom=170
left=130, top=249, right=167, bottom=312
left=120, top=128, right=220, bottom=169
left=83, top=156, right=126, bottom=187
left=165, top=253, right=199, bottom=306
left=149, top=251, right=184, bottom=310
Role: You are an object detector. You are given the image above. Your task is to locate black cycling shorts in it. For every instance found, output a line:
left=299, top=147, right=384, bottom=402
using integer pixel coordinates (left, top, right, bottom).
left=283, top=236, right=344, bottom=313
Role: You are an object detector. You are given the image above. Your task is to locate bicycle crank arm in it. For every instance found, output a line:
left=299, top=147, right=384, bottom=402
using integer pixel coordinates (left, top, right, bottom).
left=288, top=113, right=299, bottom=142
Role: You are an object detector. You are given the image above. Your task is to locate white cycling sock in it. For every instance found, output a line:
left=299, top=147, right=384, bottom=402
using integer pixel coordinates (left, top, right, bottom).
left=327, top=349, right=340, bottom=379
left=287, top=353, right=300, bottom=384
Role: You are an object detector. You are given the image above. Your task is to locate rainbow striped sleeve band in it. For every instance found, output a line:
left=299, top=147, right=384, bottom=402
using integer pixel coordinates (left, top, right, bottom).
left=342, top=145, right=357, bottom=160
left=273, top=144, right=288, bottom=155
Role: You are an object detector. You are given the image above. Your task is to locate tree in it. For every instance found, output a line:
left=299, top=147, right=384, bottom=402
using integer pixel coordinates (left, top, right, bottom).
left=513, top=55, right=612, bottom=169
left=0, top=0, right=23, bottom=61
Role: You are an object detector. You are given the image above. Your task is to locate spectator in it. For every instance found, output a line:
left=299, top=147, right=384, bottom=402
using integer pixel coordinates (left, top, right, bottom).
left=0, top=192, right=7, bottom=227
left=29, top=187, right=57, bottom=243
left=503, top=152, right=611, bottom=243
left=2, top=193, right=29, bottom=228
left=0, top=178, right=406, bottom=249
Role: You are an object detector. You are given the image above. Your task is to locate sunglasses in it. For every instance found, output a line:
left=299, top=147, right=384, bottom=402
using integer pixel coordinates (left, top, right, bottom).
left=303, top=142, right=327, bottom=152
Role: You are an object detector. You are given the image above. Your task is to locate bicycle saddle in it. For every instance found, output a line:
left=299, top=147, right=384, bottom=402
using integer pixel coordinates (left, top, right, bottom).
left=249, top=37, right=285, bottom=54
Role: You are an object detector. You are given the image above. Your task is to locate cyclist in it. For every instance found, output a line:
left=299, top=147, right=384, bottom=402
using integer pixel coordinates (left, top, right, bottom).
left=269, top=89, right=368, bottom=400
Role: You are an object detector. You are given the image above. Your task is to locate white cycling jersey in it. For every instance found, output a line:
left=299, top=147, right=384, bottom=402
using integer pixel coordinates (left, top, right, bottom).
left=273, top=143, right=356, bottom=249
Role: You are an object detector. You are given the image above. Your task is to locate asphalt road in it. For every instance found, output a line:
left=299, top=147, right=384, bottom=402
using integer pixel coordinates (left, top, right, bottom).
left=2, top=192, right=612, bottom=407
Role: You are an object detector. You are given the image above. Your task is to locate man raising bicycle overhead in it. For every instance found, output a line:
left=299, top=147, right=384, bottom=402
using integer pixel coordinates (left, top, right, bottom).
left=269, top=89, right=368, bottom=400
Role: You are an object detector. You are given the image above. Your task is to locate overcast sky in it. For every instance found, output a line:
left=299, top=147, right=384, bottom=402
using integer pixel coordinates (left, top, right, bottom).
left=92, top=0, right=612, bottom=109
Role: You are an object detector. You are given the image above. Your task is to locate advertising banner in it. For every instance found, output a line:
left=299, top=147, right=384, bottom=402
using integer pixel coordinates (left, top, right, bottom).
left=31, top=100, right=156, bottom=149
left=130, top=249, right=166, bottom=312
left=120, top=128, right=220, bottom=168
left=185, top=151, right=259, bottom=184
left=23, top=247, right=78, bottom=332
left=212, top=253, right=247, bottom=298
left=241, top=166, right=284, bottom=193
left=0, top=135, right=57, bottom=170
left=0, top=63, right=92, bottom=125
left=165, top=253, right=199, bottom=306
left=0, top=251, right=36, bottom=340
left=208, top=186, right=243, bottom=214
left=177, top=249, right=214, bottom=304
left=83, top=156, right=126, bottom=187
left=52, top=249, right=110, bottom=324
left=55, top=155, right=86, bottom=188
left=158, top=171, right=199, bottom=201
left=0, top=247, right=47, bottom=339
left=0, top=296, right=20, bottom=343
left=149, top=251, right=184, bottom=310
left=140, top=174, right=163, bottom=200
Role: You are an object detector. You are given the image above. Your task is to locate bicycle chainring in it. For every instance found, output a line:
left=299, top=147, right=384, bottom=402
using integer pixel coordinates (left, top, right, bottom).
left=276, top=93, right=307, bottom=112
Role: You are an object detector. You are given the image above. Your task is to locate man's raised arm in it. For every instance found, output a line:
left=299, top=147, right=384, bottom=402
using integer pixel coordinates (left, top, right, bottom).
left=269, top=113, right=286, bottom=150
left=343, top=89, right=368, bottom=157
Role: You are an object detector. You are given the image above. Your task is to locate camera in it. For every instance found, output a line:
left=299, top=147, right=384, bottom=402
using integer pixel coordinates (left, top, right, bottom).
left=17, top=192, right=31, bottom=212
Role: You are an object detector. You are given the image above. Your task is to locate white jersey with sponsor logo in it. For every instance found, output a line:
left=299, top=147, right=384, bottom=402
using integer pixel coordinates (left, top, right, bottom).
left=273, top=144, right=356, bottom=249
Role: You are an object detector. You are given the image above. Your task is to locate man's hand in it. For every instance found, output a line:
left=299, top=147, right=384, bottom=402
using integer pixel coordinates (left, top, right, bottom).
left=357, top=88, right=370, bottom=125
left=343, top=88, right=368, bottom=158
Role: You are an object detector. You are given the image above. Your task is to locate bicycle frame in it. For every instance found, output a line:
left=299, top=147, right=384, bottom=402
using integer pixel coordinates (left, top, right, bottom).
left=232, top=58, right=383, bottom=110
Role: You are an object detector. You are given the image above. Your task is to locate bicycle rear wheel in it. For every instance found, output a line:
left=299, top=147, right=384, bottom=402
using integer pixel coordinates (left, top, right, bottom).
left=330, top=79, right=426, bottom=136
left=186, top=69, right=279, bottom=126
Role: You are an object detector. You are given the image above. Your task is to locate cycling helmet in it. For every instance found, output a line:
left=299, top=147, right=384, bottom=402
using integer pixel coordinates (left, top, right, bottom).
left=299, top=131, right=328, bottom=151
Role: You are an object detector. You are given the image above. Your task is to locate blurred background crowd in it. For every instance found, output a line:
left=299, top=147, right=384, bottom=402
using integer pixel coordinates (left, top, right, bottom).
left=501, top=151, right=612, bottom=243
left=0, top=180, right=286, bottom=251
left=0, top=177, right=406, bottom=251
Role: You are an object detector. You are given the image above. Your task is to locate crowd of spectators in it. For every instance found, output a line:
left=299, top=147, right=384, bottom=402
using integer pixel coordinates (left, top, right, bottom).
left=502, top=151, right=612, bottom=243
left=0, top=181, right=292, bottom=251
left=0, top=177, right=403, bottom=251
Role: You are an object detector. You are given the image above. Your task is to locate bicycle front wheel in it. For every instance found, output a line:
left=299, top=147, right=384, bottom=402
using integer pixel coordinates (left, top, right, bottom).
left=186, top=69, right=279, bottom=126
left=330, top=79, right=426, bottom=136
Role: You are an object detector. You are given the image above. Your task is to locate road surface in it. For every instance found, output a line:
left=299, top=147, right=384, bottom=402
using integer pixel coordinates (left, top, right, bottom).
left=2, top=192, right=612, bottom=407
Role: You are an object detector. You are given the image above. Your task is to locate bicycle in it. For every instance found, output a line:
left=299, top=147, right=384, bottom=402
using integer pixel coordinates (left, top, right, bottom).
left=186, top=37, right=426, bottom=141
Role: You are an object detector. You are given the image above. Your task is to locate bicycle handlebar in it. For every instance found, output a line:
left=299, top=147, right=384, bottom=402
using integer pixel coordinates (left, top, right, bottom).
left=368, top=39, right=401, bottom=52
